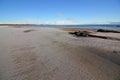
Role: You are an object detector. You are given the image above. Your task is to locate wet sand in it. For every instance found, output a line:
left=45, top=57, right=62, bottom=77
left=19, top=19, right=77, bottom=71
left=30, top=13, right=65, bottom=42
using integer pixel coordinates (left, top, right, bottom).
left=0, top=27, right=120, bottom=80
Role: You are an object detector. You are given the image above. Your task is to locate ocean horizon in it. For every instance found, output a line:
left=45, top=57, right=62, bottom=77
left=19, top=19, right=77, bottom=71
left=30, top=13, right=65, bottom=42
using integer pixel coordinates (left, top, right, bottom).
left=24, top=24, right=120, bottom=30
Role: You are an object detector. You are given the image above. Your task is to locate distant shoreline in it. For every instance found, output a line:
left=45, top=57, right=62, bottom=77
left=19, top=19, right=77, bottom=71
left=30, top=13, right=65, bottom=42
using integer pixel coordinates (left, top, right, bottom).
left=0, top=24, right=120, bottom=26
left=0, top=24, right=39, bottom=26
left=0, top=24, right=120, bottom=30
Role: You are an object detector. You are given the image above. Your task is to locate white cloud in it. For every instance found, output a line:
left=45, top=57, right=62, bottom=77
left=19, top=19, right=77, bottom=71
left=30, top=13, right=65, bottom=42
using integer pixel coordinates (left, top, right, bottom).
left=109, top=22, right=120, bottom=24
left=0, top=18, right=79, bottom=25
left=22, top=19, right=41, bottom=24
left=54, top=20, right=78, bottom=25
left=56, top=13, right=64, bottom=17
left=92, top=21, right=110, bottom=24
left=0, top=19, right=41, bottom=24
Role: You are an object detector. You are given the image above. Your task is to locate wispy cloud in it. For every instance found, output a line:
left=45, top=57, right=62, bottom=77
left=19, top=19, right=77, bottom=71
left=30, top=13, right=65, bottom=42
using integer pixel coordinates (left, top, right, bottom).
left=0, top=18, right=79, bottom=25
left=109, top=22, right=120, bottom=24
left=56, top=13, right=64, bottom=17
left=0, top=19, right=41, bottom=24
left=54, top=19, right=78, bottom=25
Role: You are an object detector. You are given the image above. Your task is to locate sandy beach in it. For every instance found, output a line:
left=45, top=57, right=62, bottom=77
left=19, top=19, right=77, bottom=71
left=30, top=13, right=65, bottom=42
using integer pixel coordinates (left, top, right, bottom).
left=0, top=27, right=120, bottom=80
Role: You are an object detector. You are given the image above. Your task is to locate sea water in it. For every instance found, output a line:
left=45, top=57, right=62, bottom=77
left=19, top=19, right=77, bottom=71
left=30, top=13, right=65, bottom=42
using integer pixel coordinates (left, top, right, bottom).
left=25, top=24, right=120, bottom=30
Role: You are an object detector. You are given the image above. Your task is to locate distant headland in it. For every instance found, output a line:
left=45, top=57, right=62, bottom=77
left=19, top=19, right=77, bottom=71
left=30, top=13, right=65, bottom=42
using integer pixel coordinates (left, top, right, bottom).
left=0, top=24, right=41, bottom=26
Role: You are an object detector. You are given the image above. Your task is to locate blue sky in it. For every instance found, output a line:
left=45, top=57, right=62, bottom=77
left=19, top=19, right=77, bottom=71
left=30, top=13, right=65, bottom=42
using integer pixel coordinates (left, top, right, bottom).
left=0, top=0, right=120, bottom=24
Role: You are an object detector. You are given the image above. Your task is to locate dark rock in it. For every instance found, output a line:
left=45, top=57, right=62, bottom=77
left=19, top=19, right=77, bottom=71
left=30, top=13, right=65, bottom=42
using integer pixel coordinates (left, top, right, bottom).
left=69, top=31, right=90, bottom=37
left=69, top=30, right=120, bottom=41
left=97, top=29, right=120, bottom=33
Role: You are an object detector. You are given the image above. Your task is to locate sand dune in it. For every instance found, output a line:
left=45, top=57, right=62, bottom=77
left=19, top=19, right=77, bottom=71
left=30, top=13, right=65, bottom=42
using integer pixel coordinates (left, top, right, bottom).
left=0, top=27, right=120, bottom=80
